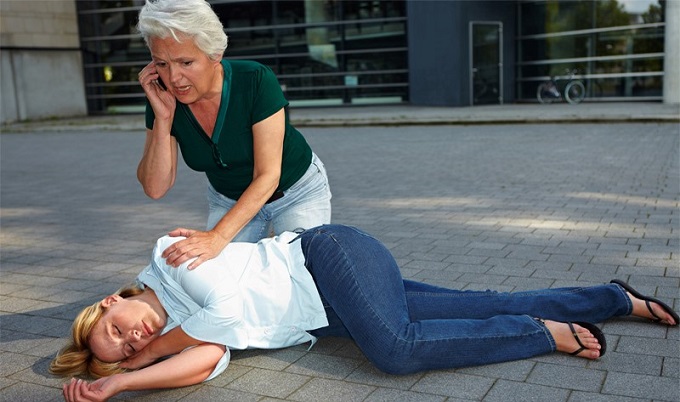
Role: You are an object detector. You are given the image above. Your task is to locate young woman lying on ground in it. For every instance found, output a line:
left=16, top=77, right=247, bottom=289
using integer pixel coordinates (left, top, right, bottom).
left=51, top=224, right=678, bottom=402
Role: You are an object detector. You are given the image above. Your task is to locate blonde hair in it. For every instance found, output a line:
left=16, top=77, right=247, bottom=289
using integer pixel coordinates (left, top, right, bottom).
left=49, top=284, right=145, bottom=378
left=137, top=0, right=229, bottom=61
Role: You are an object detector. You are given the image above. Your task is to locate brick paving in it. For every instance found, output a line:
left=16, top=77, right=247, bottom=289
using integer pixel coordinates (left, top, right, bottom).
left=1, top=105, right=678, bottom=401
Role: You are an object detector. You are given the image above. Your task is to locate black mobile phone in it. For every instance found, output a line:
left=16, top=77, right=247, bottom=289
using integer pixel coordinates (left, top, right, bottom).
left=156, top=77, right=167, bottom=91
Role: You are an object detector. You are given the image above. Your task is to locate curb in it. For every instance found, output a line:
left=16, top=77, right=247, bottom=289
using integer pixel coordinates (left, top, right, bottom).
left=291, top=116, right=680, bottom=127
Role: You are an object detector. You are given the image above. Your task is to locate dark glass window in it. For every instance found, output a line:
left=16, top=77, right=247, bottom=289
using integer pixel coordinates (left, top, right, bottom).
left=76, top=0, right=407, bottom=114
left=517, top=0, right=665, bottom=101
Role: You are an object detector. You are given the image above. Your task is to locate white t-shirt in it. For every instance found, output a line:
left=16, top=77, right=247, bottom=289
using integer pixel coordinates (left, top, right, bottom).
left=136, top=232, right=328, bottom=380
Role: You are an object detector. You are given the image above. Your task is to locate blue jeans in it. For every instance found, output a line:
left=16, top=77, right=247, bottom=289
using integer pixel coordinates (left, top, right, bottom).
left=207, top=153, right=332, bottom=241
left=299, top=225, right=632, bottom=375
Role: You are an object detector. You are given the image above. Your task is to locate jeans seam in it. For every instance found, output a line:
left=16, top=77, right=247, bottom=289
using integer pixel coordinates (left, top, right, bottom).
left=533, top=317, right=556, bottom=351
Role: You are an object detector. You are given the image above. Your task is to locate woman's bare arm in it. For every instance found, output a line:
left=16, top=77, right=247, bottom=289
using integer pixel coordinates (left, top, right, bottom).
left=118, top=343, right=226, bottom=390
left=206, top=107, right=285, bottom=242
left=137, top=127, right=178, bottom=200
left=137, top=61, right=179, bottom=199
left=62, top=343, right=225, bottom=401
left=161, top=107, right=286, bottom=269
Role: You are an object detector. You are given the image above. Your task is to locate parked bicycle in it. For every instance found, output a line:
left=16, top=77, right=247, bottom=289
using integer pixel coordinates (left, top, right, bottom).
left=536, top=69, right=586, bottom=104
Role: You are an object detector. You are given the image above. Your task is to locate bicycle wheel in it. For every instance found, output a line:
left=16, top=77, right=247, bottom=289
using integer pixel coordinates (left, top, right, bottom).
left=565, top=80, right=585, bottom=104
left=536, top=82, right=555, bottom=104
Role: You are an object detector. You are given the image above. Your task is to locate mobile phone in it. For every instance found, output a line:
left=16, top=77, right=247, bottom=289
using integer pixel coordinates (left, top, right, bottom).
left=155, top=77, right=167, bottom=91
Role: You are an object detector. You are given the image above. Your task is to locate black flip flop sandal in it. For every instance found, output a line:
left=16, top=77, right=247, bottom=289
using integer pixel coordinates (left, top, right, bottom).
left=611, top=279, right=679, bottom=326
left=568, top=321, right=607, bottom=357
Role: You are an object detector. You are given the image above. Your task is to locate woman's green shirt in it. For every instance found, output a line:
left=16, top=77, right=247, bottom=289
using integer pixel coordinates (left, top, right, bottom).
left=145, top=60, right=312, bottom=200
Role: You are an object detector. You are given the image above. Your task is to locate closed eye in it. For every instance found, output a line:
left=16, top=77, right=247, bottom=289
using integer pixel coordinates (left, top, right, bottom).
left=113, top=325, right=134, bottom=357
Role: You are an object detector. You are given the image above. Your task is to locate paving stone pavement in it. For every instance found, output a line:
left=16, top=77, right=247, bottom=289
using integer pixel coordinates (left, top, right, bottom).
left=1, top=116, right=678, bottom=401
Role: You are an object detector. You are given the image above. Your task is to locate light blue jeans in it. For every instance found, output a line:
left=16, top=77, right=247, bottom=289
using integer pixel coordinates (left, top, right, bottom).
left=207, top=153, right=332, bottom=241
left=299, top=225, right=632, bottom=375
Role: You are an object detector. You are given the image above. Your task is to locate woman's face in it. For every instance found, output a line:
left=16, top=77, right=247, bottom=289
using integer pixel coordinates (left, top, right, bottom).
left=149, top=35, right=222, bottom=104
left=89, top=295, right=165, bottom=363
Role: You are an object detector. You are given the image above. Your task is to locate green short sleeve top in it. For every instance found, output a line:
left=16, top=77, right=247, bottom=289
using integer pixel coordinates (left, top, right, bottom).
left=145, top=60, right=312, bottom=200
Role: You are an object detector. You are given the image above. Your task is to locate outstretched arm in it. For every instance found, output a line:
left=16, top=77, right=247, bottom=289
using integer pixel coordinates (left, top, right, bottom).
left=62, top=342, right=225, bottom=402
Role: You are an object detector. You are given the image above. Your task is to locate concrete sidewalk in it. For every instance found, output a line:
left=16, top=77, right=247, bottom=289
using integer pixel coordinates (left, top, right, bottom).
left=1, top=102, right=679, bottom=133
left=1, top=105, right=678, bottom=401
left=289, top=102, right=680, bottom=126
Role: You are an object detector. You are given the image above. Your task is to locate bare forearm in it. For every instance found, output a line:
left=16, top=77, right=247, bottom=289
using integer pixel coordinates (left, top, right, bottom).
left=121, top=344, right=225, bottom=392
left=137, top=124, right=177, bottom=199
left=212, top=173, right=280, bottom=242
left=211, top=107, right=285, bottom=241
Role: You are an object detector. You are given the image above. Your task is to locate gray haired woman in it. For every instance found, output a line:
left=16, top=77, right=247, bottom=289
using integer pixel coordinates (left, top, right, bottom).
left=136, top=0, right=332, bottom=271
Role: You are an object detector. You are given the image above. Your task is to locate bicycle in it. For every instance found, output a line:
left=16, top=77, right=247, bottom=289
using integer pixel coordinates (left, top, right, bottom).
left=536, top=69, right=586, bottom=104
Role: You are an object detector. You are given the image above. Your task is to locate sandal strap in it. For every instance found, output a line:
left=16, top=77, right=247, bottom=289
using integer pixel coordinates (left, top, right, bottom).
left=645, top=300, right=662, bottom=322
left=567, top=322, right=587, bottom=356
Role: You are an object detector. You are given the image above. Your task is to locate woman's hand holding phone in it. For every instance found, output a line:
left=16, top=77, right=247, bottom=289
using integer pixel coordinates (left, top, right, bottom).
left=138, top=61, right=176, bottom=121
left=155, top=77, right=167, bottom=91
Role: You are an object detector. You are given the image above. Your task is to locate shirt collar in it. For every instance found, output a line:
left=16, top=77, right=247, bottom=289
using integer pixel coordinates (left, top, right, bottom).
left=211, top=59, right=232, bottom=144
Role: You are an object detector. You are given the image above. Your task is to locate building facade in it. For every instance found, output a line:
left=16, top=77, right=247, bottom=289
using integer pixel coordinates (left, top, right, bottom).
left=0, top=1, right=87, bottom=123
left=1, top=0, right=676, bottom=122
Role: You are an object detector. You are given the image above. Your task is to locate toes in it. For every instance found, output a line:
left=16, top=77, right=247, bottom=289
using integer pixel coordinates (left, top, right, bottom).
left=546, top=320, right=602, bottom=360
left=575, top=348, right=601, bottom=359
left=650, top=302, right=677, bottom=326
left=628, top=292, right=678, bottom=326
left=573, top=328, right=600, bottom=349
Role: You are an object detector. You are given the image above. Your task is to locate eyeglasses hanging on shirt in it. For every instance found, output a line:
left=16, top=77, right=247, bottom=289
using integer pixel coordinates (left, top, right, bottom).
left=209, top=141, right=229, bottom=170
left=179, top=61, right=232, bottom=170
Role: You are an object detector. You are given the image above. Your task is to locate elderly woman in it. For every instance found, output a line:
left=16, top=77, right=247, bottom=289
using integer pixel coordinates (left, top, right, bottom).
left=136, top=0, right=331, bottom=270
left=51, top=225, right=677, bottom=402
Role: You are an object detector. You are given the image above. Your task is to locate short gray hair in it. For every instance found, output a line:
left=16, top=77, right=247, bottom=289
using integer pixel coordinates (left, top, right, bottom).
left=137, top=0, right=228, bottom=60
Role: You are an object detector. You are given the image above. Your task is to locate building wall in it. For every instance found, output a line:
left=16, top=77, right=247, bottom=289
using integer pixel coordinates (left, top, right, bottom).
left=664, top=0, right=680, bottom=104
left=407, top=0, right=517, bottom=106
left=0, top=0, right=87, bottom=124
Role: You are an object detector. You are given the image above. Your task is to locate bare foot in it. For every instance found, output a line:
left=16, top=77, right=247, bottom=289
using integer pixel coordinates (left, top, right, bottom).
left=628, top=292, right=677, bottom=326
left=544, top=320, right=601, bottom=359
left=611, top=280, right=678, bottom=326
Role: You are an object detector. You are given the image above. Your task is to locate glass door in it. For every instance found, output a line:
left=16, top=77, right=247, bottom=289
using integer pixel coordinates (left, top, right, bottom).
left=470, top=22, right=503, bottom=105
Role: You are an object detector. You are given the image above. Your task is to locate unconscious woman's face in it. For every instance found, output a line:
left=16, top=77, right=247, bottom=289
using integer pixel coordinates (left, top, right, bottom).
left=88, top=295, right=164, bottom=363
left=148, top=35, right=222, bottom=105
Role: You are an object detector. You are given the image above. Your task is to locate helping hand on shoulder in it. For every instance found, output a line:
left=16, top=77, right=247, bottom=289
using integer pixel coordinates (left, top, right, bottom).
left=163, top=228, right=229, bottom=269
